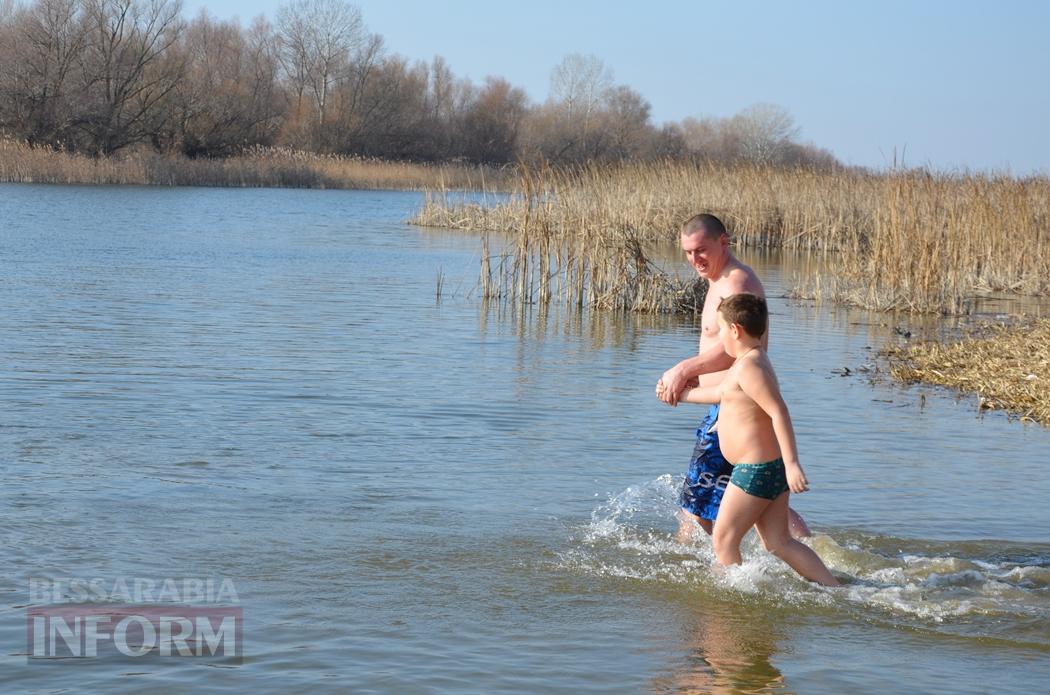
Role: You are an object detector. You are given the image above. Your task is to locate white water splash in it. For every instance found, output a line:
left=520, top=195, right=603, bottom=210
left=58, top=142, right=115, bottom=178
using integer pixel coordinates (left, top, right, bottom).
left=560, top=476, right=833, bottom=605
left=561, top=477, right=1050, bottom=639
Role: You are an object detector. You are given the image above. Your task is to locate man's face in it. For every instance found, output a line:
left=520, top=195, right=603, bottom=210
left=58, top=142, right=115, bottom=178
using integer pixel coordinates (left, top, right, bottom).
left=680, top=231, right=726, bottom=280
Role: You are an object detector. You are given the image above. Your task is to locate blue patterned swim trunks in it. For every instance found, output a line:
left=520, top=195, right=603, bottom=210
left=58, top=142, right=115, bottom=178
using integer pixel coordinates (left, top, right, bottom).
left=679, top=404, right=733, bottom=521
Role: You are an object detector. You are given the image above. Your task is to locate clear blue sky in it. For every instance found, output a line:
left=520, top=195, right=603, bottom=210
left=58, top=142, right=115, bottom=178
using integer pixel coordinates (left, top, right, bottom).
left=183, top=0, right=1050, bottom=174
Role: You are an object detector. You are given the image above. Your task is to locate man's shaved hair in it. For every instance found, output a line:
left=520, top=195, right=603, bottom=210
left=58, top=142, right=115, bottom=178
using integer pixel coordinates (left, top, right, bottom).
left=681, top=213, right=728, bottom=240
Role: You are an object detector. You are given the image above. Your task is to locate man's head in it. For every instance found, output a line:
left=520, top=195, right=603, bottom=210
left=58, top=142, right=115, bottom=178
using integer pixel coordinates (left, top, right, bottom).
left=680, top=213, right=730, bottom=280
left=716, top=293, right=767, bottom=349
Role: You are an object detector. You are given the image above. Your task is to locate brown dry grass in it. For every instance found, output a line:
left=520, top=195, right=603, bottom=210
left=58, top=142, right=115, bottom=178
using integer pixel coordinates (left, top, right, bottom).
left=412, top=161, right=1050, bottom=314
left=883, top=319, right=1050, bottom=424
left=0, top=139, right=512, bottom=190
left=429, top=165, right=706, bottom=314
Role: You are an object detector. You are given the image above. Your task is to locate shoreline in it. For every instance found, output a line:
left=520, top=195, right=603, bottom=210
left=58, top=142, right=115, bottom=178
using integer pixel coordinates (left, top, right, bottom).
left=883, top=319, right=1050, bottom=425
left=0, top=141, right=514, bottom=192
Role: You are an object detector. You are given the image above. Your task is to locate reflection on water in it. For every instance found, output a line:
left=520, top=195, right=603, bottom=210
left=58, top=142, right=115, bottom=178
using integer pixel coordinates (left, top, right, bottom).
left=478, top=297, right=684, bottom=352
left=655, top=602, right=786, bottom=694
left=1, top=184, right=1049, bottom=693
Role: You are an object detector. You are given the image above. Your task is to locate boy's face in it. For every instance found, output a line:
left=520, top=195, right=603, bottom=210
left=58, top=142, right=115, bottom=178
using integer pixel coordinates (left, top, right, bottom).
left=716, top=313, right=734, bottom=352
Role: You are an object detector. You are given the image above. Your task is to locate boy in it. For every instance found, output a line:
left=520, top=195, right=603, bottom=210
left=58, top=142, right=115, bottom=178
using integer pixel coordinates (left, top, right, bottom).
left=663, top=293, right=839, bottom=587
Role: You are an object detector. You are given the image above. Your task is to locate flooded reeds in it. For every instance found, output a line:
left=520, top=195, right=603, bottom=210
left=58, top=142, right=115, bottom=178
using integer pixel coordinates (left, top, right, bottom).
left=412, top=161, right=1050, bottom=315
left=437, top=165, right=705, bottom=314
left=884, top=319, right=1050, bottom=424
left=0, top=139, right=512, bottom=191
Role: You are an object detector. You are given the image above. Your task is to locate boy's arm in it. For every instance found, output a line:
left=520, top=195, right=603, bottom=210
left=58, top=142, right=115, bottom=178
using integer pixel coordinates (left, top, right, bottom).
left=677, top=384, right=721, bottom=405
left=659, top=342, right=735, bottom=406
left=737, top=361, right=809, bottom=493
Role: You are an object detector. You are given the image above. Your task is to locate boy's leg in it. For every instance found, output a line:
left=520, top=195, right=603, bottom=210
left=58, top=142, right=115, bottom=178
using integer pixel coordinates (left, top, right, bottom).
left=754, top=492, right=840, bottom=587
left=680, top=503, right=807, bottom=541
left=711, top=484, right=771, bottom=565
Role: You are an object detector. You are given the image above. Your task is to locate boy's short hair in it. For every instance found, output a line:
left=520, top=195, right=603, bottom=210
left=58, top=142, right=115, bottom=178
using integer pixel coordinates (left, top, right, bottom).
left=718, top=293, right=767, bottom=338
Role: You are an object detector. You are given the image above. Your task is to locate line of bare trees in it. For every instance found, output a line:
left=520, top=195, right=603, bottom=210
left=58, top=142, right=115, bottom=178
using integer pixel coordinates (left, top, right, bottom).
left=0, top=0, right=839, bottom=168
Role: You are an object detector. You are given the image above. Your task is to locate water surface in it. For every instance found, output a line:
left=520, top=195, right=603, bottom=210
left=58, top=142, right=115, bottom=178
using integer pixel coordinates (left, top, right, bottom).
left=1, top=184, right=1048, bottom=692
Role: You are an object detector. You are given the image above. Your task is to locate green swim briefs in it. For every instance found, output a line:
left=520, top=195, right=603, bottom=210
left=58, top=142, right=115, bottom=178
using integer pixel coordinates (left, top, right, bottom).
left=729, top=457, right=790, bottom=500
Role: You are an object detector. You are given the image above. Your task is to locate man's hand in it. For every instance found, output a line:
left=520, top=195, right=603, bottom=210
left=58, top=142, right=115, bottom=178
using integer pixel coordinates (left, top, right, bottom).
left=658, top=366, right=688, bottom=405
left=786, top=464, right=809, bottom=494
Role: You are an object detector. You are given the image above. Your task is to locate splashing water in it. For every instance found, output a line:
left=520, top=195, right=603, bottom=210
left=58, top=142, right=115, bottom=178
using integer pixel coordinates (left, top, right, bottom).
left=559, top=477, right=1050, bottom=649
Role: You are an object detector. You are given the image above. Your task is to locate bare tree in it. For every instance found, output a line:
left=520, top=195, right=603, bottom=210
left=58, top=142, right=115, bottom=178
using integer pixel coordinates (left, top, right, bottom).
left=333, top=30, right=382, bottom=147
left=650, top=122, right=687, bottom=159
left=0, top=2, right=836, bottom=167
left=0, top=0, right=87, bottom=145
left=276, top=0, right=364, bottom=132
left=460, top=76, right=527, bottom=163
left=601, top=85, right=651, bottom=160
left=680, top=115, right=740, bottom=162
left=731, top=102, right=800, bottom=165
left=549, top=52, right=612, bottom=122
left=427, top=55, right=453, bottom=121
left=243, top=15, right=282, bottom=144
left=170, top=11, right=281, bottom=156
left=537, top=54, right=622, bottom=162
left=76, top=0, right=185, bottom=154
left=275, top=0, right=309, bottom=127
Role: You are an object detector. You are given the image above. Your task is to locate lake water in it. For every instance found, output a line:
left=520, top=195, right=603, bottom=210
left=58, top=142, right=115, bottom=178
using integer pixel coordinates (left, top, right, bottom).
left=1, top=184, right=1048, bottom=693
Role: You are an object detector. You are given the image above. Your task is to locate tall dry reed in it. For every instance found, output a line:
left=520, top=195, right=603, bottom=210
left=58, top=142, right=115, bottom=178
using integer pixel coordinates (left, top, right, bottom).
left=0, top=139, right=513, bottom=191
left=412, top=161, right=1050, bottom=314
left=419, top=164, right=708, bottom=314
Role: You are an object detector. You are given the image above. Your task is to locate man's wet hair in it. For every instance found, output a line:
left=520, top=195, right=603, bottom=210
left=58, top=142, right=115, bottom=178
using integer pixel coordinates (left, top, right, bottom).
left=718, top=293, right=768, bottom=338
left=681, top=213, right=728, bottom=240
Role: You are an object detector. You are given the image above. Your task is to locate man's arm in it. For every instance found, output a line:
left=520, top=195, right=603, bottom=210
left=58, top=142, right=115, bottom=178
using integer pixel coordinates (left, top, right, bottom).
left=658, top=267, right=762, bottom=405
left=658, top=341, right=735, bottom=406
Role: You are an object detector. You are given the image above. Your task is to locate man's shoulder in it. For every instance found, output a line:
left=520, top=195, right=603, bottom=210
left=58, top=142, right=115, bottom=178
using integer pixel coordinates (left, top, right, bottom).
left=719, top=263, right=765, bottom=297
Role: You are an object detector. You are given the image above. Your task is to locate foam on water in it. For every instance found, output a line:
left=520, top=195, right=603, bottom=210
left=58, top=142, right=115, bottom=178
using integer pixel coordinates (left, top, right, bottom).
left=559, top=478, right=1050, bottom=647
left=830, top=538, right=1050, bottom=635
left=559, top=476, right=835, bottom=608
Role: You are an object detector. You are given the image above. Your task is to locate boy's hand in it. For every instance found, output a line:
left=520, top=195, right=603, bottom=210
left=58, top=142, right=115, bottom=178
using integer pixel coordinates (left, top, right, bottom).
left=655, top=378, right=675, bottom=405
left=786, top=465, right=809, bottom=493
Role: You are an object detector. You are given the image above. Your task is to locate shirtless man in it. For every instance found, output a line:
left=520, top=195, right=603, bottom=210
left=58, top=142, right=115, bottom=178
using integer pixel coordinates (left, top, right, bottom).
left=656, top=214, right=810, bottom=541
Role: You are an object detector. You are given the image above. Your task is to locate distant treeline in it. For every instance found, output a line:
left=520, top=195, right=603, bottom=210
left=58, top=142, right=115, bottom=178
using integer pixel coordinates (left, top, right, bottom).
left=0, top=0, right=840, bottom=168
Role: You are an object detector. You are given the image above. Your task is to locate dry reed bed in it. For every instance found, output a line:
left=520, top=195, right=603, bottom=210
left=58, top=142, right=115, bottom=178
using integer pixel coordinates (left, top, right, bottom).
left=440, top=164, right=703, bottom=314
left=0, top=139, right=511, bottom=191
left=474, top=226, right=706, bottom=314
left=413, top=162, right=1050, bottom=315
left=883, top=320, right=1050, bottom=424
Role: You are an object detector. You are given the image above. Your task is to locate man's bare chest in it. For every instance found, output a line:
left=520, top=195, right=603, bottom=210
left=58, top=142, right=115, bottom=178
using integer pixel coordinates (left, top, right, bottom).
left=699, top=292, right=726, bottom=342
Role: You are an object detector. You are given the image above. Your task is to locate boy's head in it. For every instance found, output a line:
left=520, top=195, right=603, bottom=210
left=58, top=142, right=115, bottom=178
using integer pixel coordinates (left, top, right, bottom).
left=717, top=293, right=768, bottom=340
